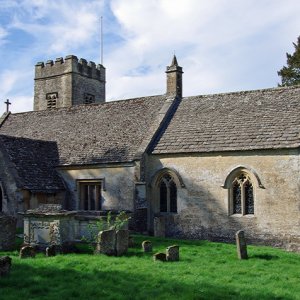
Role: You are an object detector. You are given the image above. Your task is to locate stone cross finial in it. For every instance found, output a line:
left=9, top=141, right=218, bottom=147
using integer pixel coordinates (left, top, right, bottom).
left=4, top=99, right=11, bottom=113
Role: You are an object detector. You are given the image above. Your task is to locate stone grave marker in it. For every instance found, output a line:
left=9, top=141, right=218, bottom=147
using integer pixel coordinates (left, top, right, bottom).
left=153, top=252, right=166, bottom=262
left=142, top=240, right=153, bottom=252
left=0, top=214, right=17, bottom=251
left=166, top=245, right=179, bottom=261
left=116, top=230, right=129, bottom=256
left=46, top=245, right=56, bottom=257
left=20, top=245, right=36, bottom=259
left=236, top=230, right=248, bottom=259
left=0, top=256, right=12, bottom=277
left=95, top=229, right=116, bottom=256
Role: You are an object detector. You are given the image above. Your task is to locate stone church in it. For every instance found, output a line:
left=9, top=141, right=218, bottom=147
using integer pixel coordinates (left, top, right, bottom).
left=0, top=54, right=299, bottom=251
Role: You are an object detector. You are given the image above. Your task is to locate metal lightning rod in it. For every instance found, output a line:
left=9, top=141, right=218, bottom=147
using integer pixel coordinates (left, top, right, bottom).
left=100, top=16, right=103, bottom=65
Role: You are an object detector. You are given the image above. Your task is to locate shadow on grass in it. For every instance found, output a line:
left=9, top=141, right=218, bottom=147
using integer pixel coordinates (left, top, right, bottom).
left=0, top=257, right=292, bottom=300
left=250, top=254, right=279, bottom=261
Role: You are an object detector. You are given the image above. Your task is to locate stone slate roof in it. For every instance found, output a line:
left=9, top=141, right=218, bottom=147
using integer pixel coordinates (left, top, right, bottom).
left=0, top=135, right=65, bottom=191
left=0, top=95, right=166, bottom=166
left=152, top=85, right=300, bottom=154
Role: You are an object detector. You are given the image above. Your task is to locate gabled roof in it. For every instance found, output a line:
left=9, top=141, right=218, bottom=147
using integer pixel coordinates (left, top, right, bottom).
left=152, top=85, right=300, bottom=154
left=0, top=95, right=167, bottom=166
left=0, top=135, right=64, bottom=191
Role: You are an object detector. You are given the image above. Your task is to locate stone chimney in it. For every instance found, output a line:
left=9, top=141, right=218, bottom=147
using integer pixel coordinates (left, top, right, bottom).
left=166, top=55, right=183, bottom=98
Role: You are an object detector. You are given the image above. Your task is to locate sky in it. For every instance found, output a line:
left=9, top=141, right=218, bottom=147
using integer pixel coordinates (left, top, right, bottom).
left=0, top=0, right=299, bottom=113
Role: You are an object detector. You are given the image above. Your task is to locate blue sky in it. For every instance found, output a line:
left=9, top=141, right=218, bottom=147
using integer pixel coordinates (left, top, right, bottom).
left=0, top=0, right=299, bottom=113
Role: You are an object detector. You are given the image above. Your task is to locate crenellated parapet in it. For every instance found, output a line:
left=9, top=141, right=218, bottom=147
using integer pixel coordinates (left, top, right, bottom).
left=34, top=54, right=106, bottom=111
left=35, top=55, right=105, bottom=82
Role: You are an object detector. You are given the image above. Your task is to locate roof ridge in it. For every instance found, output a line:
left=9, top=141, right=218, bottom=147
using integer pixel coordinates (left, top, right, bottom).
left=9, top=94, right=166, bottom=116
left=183, top=84, right=300, bottom=100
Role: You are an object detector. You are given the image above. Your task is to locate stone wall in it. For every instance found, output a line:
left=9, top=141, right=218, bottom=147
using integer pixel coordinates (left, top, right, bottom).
left=59, top=164, right=136, bottom=211
left=34, top=55, right=105, bottom=111
left=0, top=214, right=16, bottom=250
left=147, top=149, right=300, bottom=251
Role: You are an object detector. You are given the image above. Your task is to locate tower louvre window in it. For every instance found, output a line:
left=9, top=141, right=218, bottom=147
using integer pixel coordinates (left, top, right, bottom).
left=84, top=93, right=95, bottom=104
left=46, top=92, right=58, bottom=109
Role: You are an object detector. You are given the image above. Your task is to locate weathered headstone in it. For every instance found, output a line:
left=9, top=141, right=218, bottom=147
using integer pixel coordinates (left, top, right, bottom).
left=166, top=245, right=179, bottom=261
left=142, top=240, right=153, bottom=252
left=153, top=252, right=166, bottom=262
left=0, top=214, right=17, bottom=251
left=236, top=230, right=248, bottom=259
left=20, top=245, right=36, bottom=259
left=0, top=256, right=12, bottom=277
left=154, top=216, right=165, bottom=238
left=45, top=245, right=56, bottom=257
left=95, top=229, right=116, bottom=256
left=116, top=230, right=129, bottom=256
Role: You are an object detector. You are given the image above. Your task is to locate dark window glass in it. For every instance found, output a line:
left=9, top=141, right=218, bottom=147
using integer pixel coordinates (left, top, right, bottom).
left=0, top=186, right=2, bottom=212
left=90, top=185, right=96, bottom=211
left=245, top=181, right=254, bottom=214
left=233, top=181, right=242, bottom=214
left=160, top=181, right=168, bottom=212
left=170, top=181, right=177, bottom=213
left=84, top=185, right=89, bottom=210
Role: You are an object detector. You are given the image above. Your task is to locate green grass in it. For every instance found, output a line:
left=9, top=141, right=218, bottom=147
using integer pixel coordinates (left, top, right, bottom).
left=0, top=236, right=300, bottom=300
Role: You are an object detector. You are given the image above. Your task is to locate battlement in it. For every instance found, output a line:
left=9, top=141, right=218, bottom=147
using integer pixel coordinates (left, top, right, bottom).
left=35, top=55, right=105, bottom=82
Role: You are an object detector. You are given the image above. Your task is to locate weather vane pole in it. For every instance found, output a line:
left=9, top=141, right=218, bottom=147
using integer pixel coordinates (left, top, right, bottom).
left=4, top=99, right=11, bottom=113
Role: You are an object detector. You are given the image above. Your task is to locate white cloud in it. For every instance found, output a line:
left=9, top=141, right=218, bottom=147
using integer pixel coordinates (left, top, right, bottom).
left=1, top=0, right=300, bottom=113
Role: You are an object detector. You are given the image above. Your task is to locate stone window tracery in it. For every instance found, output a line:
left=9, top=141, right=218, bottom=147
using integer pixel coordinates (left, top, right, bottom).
left=158, top=174, right=177, bottom=213
left=231, top=173, right=254, bottom=215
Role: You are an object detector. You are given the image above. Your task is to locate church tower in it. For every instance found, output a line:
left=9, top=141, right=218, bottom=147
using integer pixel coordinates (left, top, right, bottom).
left=166, top=55, right=183, bottom=98
left=34, top=55, right=105, bottom=111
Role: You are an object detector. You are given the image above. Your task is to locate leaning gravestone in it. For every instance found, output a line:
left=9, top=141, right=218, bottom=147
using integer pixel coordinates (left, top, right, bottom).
left=0, top=214, right=17, bottom=251
left=20, top=245, right=36, bottom=259
left=142, top=240, right=153, bottom=252
left=166, top=245, right=179, bottom=261
left=0, top=256, right=12, bottom=277
left=153, top=252, right=166, bottom=262
left=95, top=229, right=116, bottom=256
left=235, top=230, right=248, bottom=259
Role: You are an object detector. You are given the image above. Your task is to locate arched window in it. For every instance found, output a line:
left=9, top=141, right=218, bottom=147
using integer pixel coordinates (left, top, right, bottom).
left=158, top=174, right=177, bottom=213
left=231, top=173, right=254, bottom=215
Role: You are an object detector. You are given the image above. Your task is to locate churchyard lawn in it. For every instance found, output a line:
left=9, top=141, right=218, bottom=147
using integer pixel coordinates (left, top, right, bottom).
left=0, top=235, right=299, bottom=300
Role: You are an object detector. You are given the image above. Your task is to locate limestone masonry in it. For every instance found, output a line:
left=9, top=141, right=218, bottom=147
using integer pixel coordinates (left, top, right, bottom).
left=0, top=54, right=299, bottom=251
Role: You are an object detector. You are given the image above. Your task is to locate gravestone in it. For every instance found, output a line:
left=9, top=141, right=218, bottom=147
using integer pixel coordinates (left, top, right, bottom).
left=95, top=229, right=116, bottom=256
left=20, top=245, right=36, bottom=259
left=236, top=230, right=248, bottom=259
left=154, top=216, right=165, bottom=238
left=0, top=256, right=12, bottom=277
left=0, top=214, right=17, bottom=251
left=166, top=245, right=179, bottom=261
left=116, top=230, right=129, bottom=256
left=153, top=252, right=166, bottom=262
left=142, top=240, right=153, bottom=252
left=46, top=245, right=56, bottom=257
